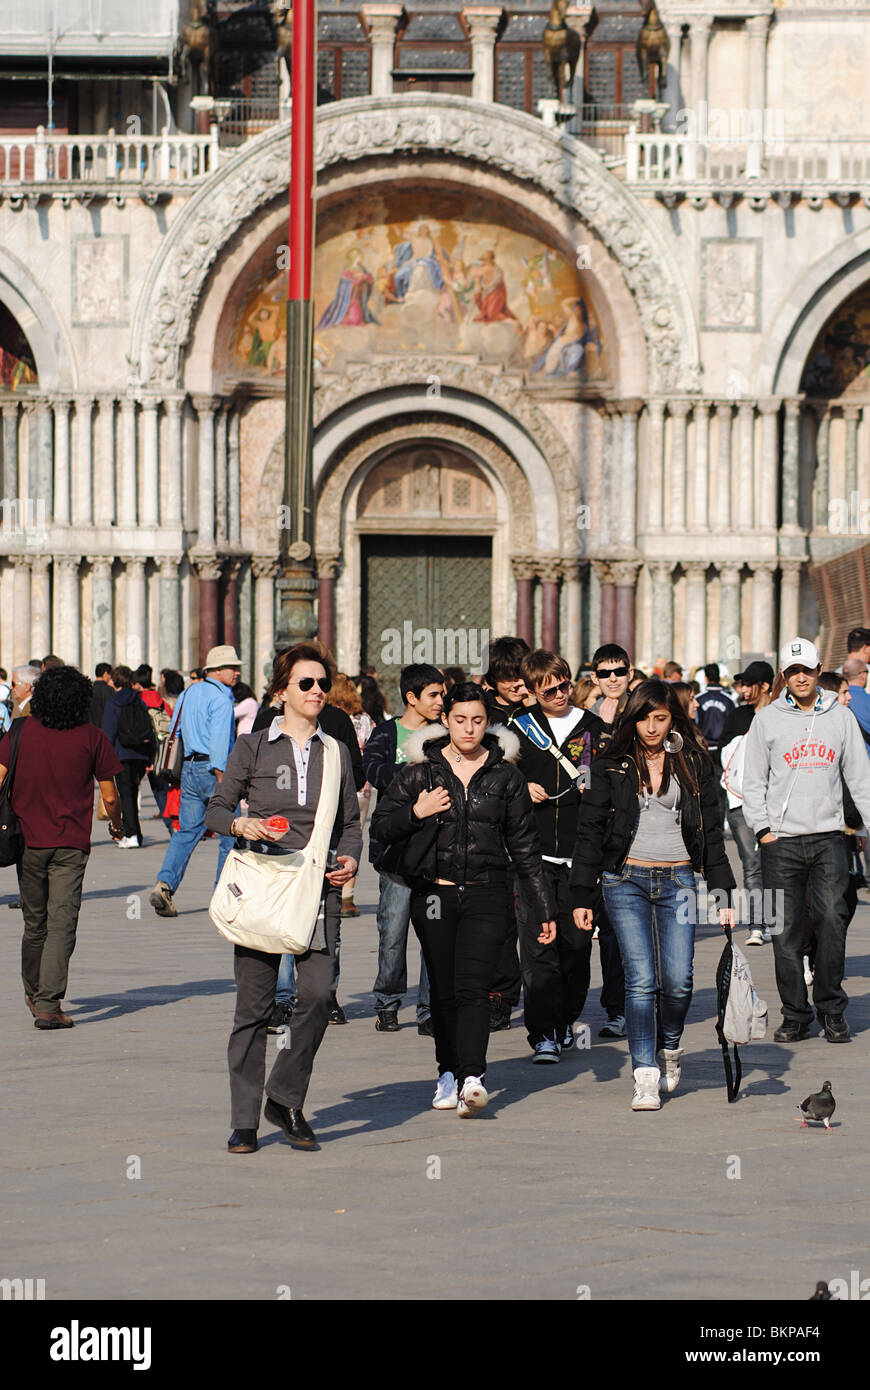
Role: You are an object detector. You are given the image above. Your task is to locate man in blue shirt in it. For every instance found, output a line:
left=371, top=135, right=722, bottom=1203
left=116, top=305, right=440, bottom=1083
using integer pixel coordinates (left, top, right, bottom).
left=150, top=646, right=240, bottom=917
left=844, top=657, right=870, bottom=749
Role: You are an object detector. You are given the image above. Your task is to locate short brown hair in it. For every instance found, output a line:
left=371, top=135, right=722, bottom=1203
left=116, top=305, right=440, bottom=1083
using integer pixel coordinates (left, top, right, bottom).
left=328, top=672, right=362, bottom=716
left=520, top=649, right=571, bottom=690
left=266, top=644, right=328, bottom=702
left=111, top=665, right=134, bottom=688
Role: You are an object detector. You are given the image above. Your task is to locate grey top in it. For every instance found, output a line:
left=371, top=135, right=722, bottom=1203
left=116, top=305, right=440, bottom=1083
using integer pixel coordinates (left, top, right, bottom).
left=628, top=778, right=690, bottom=864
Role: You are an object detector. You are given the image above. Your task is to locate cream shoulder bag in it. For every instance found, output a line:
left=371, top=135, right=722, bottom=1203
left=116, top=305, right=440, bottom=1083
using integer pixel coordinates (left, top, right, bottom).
left=209, top=733, right=342, bottom=954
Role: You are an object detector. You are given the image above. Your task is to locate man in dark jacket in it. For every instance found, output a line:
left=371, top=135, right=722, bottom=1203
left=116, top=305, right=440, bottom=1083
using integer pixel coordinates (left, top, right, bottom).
left=102, top=665, right=156, bottom=847
left=89, top=663, right=113, bottom=728
left=363, top=662, right=444, bottom=1033
left=513, top=650, right=609, bottom=1060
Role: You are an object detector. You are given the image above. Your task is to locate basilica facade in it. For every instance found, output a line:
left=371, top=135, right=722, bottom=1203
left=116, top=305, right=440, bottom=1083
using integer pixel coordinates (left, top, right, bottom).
left=1, top=0, right=869, bottom=686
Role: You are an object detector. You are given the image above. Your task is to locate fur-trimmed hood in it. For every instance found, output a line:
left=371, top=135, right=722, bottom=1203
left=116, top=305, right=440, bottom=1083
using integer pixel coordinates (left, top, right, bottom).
left=404, top=722, right=521, bottom=766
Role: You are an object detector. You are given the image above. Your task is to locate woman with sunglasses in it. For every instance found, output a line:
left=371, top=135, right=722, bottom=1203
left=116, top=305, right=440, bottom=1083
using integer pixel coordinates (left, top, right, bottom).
left=206, top=645, right=362, bottom=1154
left=371, top=681, right=555, bottom=1116
left=571, top=679, right=735, bottom=1111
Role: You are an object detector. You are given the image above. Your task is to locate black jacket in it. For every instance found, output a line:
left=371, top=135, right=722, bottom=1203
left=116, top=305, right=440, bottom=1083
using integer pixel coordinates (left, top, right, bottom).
left=570, top=747, right=736, bottom=909
left=251, top=699, right=364, bottom=791
left=370, top=723, right=554, bottom=922
left=513, top=705, right=609, bottom=859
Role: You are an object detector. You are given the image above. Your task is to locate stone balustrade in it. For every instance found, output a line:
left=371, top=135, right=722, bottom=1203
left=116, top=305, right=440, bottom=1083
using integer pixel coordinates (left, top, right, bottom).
left=0, top=127, right=221, bottom=199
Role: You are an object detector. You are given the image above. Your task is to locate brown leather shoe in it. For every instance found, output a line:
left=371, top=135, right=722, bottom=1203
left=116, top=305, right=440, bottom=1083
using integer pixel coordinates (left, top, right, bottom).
left=24, top=993, right=36, bottom=1017
left=34, top=1010, right=75, bottom=1030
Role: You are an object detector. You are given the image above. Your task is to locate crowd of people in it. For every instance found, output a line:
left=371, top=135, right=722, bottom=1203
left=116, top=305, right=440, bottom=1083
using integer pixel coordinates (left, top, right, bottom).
left=1, top=623, right=869, bottom=1147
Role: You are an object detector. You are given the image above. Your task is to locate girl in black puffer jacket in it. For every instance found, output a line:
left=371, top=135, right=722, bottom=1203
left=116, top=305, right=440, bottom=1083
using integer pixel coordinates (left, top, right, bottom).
left=371, top=682, right=555, bottom=1117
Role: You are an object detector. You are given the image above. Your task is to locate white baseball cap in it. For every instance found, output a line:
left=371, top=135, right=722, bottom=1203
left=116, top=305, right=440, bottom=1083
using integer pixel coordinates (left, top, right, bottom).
left=779, top=637, right=820, bottom=671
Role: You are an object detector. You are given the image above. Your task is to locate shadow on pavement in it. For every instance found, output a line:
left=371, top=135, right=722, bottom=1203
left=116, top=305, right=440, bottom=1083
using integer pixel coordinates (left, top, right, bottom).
left=67, top=978, right=235, bottom=1022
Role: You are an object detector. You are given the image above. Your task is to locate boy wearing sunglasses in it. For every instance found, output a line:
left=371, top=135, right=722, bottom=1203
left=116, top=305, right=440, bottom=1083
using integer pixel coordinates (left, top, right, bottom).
left=513, top=650, right=609, bottom=1061
left=591, top=644, right=634, bottom=728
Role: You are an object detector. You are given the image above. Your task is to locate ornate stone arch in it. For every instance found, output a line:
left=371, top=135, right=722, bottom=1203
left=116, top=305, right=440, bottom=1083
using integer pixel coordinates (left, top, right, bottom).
left=130, top=95, right=700, bottom=394
left=0, top=246, right=78, bottom=392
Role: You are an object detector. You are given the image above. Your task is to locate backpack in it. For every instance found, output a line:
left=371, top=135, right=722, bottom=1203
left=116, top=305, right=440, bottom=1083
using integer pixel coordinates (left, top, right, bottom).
left=715, top=928, right=768, bottom=1102
left=148, top=700, right=172, bottom=746
left=117, top=696, right=157, bottom=755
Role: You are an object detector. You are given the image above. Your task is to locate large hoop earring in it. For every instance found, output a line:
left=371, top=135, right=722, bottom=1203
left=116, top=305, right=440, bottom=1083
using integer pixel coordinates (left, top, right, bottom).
left=663, top=730, right=684, bottom=754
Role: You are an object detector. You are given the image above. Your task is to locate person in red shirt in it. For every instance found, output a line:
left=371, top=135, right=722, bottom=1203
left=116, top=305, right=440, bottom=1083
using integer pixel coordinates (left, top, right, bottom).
left=0, top=665, right=122, bottom=1029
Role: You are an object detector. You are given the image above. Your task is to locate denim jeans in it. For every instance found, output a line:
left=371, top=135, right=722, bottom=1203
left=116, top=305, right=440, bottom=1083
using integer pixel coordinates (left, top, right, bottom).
left=727, top=805, right=764, bottom=926
left=760, top=832, right=851, bottom=1024
left=373, top=872, right=430, bottom=1020
left=276, top=953, right=297, bottom=1006
left=601, top=863, right=697, bottom=1070
left=156, top=759, right=236, bottom=894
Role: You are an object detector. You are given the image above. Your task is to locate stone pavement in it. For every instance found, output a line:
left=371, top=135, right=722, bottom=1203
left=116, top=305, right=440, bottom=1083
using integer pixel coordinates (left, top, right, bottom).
left=2, top=791, right=868, bottom=1302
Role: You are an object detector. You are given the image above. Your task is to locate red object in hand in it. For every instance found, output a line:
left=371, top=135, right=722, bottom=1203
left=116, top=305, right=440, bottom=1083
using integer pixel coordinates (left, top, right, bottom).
left=267, top=816, right=289, bottom=832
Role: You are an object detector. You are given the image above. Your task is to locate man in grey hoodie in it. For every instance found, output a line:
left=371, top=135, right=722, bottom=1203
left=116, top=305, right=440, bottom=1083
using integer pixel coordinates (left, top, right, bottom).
left=742, top=637, right=870, bottom=1043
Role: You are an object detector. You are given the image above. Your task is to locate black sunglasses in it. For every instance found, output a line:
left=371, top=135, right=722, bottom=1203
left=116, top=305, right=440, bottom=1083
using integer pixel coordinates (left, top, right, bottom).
left=596, top=665, right=629, bottom=679
left=291, top=677, right=332, bottom=692
left=539, top=680, right=572, bottom=699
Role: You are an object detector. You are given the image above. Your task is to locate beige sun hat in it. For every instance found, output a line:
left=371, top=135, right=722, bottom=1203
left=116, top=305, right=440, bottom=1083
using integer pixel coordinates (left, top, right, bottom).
left=203, top=645, right=242, bottom=670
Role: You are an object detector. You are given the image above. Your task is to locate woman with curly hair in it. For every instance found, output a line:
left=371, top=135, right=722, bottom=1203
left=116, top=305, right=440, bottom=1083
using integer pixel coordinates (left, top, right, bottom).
left=0, top=666, right=123, bottom=1029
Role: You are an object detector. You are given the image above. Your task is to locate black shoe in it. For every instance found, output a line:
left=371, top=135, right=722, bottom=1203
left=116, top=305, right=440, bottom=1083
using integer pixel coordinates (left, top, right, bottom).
left=263, top=1099, right=318, bottom=1149
left=375, top=1008, right=399, bottom=1032
left=819, top=1012, right=851, bottom=1043
left=327, top=1002, right=347, bottom=1025
left=417, top=1017, right=434, bottom=1037
left=488, top=1004, right=512, bottom=1032
left=227, top=1129, right=258, bottom=1154
left=773, top=1020, right=811, bottom=1042
left=267, top=1002, right=294, bottom=1034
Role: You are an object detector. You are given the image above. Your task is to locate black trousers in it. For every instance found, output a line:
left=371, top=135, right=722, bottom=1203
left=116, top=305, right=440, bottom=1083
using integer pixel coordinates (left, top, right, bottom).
left=227, top=888, right=340, bottom=1128
left=489, top=868, right=521, bottom=1008
left=596, top=892, right=626, bottom=1018
left=116, top=759, right=148, bottom=843
left=518, top=861, right=592, bottom=1045
left=411, top=882, right=508, bottom=1086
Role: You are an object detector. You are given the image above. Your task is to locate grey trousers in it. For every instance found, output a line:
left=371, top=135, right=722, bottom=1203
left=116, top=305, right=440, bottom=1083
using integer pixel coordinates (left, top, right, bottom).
left=19, top=845, right=89, bottom=1014
left=227, top=888, right=340, bottom=1128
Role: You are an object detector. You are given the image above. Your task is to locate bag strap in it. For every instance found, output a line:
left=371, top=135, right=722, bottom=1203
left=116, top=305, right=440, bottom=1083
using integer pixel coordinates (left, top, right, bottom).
left=311, top=734, right=342, bottom=843
left=715, top=926, right=742, bottom=1103
left=2, top=717, right=24, bottom=798
left=514, top=711, right=584, bottom=783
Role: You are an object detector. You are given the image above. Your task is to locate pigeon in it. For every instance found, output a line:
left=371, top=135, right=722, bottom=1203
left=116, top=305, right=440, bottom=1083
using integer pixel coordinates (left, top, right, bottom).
left=796, top=1080, right=836, bottom=1132
left=809, top=1281, right=833, bottom=1300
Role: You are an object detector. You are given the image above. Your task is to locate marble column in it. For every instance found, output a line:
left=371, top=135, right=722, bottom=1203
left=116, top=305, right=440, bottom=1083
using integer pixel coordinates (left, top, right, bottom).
left=512, top=556, right=536, bottom=646
left=812, top=406, right=830, bottom=531
left=253, top=556, right=279, bottom=679
left=758, top=397, right=780, bottom=531
left=778, top=561, right=801, bottom=648
left=689, top=16, right=711, bottom=112
left=684, top=562, right=707, bottom=671
left=781, top=398, right=802, bottom=530
left=645, top=400, right=665, bottom=532
left=215, top=405, right=228, bottom=545
left=736, top=401, right=755, bottom=531
left=52, top=557, right=81, bottom=668
left=649, top=561, right=673, bottom=664
left=463, top=7, right=503, bottom=103
left=157, top=558, right=181, bottom=670
left=361, top=4, right=403, bottom=97
left=668, top=400, right=690, bottom=533
left=140, top=398, right=160, bottom=528
left=88, top=556, right=114, bottom=666
left=751, top=561, right=777, bottom=655
left=691, top=400, right=709, bottom=532
left=124, top=556, right=147, bottom=669
left=33, top=400, right=54, bottom=529
left=595, top=561, right=616, bottom=643
left=118, top=397, right=138, bottom=526
left=30, top=555, right=50, bottom=655
left=222, top=559, right=241, bottom=650
left=50, top=397, right=71, bottom=527
left=598, top=406, right=616, bottom=548
left=72, top=395, right=94, bottom=526
left=713, top=402, right=732, bottom=531
left=316, top=553, right=340, bottom=653
left=561, top=560, right=583, bottom=676
left=746, top=14, right=770, bottom=118
left=94, top=396, right=116, bottom=527
left=1, top=403, right=17, bottom=511
left=538, top=558, right=561, bottom=652
left=163, top=395, right=184, bottom=527
left=718, top=563, right=742, bottom=664
left=618, top=400, right=641, bottom=550
left=11, top=557, right=31, bottom=664
left=843, top=405, right=861, bottom=500
left=611, top=561, right=639, bottom=659
left=193, top=396, right=216, bottom=549
left=228, top=409, right=242, bottom=547
left=195, top=555, right=221, bottom=663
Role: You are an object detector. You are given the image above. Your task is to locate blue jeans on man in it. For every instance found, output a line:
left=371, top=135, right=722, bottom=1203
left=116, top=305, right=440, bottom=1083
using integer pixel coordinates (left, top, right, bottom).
left=374, top=872, right=430, bottom=1021
left=157, top=759, right=236, bottom=893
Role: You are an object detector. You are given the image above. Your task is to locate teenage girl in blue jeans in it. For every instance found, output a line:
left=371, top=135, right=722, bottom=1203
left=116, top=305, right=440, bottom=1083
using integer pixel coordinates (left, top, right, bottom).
left=571, top=680, right=734, bottom=1110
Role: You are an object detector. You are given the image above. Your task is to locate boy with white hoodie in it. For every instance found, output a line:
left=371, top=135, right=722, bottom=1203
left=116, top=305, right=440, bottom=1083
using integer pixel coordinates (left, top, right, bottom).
left=742, top=637, right=870, bottom=1043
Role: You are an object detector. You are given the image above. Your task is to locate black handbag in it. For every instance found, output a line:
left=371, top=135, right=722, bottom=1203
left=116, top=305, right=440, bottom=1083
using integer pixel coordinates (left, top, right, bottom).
left=377, top=764, right=440, bottom=885
left=155, top=691, right=186, bottom=786
left=0, top=719, right=25, bottom=867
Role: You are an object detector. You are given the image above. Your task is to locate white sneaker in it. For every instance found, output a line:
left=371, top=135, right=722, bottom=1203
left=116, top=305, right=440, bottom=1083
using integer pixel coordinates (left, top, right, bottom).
left=432, top=1072, right=458, bottom=1109
left=745, top=929, right=764, bottom=946
left=532, top=1037, right=560, bottom=1064
left=117, top=836, right=140, bottom=848
left=803, top=954, right=814, bottom=986
left=656, top=1047, right=684, bottom=1093
left=562, top=1025, right=575, bottom=1049
left=631, top=1066, right=661, bottom=1111
left=457, top=1075, right=488, bottom=1117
